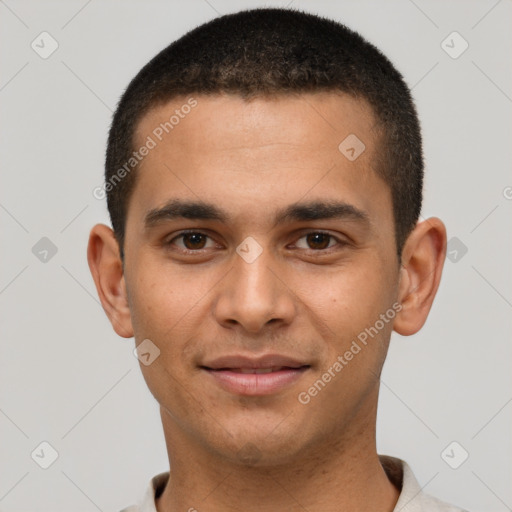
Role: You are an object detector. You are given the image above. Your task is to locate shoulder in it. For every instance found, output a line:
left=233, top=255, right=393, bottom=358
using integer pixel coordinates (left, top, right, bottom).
left=379, top=454, right=469, bottom=512
left=417, top=492, right=469, bottom=512
left=117, top=471, right=170, bottom=512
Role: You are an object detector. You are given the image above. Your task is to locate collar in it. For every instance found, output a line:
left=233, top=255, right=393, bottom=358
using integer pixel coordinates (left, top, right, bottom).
left=127, top=455, right=466, bottom=512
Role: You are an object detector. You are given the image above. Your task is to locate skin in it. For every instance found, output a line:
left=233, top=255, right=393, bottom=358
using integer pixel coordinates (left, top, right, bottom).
left=88, top=92, right=446, bottom=512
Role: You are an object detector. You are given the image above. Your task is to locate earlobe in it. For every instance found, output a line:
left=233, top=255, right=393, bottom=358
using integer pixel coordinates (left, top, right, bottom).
left=393, top=218, right=447, bottom=336
left=87, top=224, right=134, bottom=338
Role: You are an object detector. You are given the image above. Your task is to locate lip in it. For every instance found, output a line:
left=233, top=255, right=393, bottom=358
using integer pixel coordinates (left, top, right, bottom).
left=200, top=354, right=310, bottom=396
left=203, top=354, right=308, bottom=370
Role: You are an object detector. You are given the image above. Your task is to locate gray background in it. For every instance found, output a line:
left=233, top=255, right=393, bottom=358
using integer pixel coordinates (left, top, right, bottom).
left=1, top=0, right=511, bottom=510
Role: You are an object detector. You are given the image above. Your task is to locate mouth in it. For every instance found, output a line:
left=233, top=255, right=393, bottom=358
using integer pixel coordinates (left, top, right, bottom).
left=200, top=355, right=311, bottom=396
left=224, top=366, right=304, bottom=374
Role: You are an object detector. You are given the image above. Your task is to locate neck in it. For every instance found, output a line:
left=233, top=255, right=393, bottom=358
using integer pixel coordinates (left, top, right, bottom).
left=155, top=400, right=400, bottom=512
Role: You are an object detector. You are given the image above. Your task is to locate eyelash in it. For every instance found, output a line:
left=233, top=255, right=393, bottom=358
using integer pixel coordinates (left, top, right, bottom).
left=165, top=230, right=347, bottom=255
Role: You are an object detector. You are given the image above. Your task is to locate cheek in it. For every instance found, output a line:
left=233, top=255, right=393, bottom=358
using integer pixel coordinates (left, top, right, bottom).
left=126, top=268, right=204, bottom=409
left=303, top=258, right=396, bottom=349
left=126, top=264, right=191, bottom=343
left=296, top=264, right=397, bottom=417
left=126, top=261, right=220, bottom=382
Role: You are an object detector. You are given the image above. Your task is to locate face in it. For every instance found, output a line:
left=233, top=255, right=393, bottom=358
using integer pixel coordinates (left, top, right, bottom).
left=118, top=92, right=402, bottom=464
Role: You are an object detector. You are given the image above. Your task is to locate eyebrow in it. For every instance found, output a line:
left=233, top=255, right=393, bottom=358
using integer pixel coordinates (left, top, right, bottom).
left=144, top=199, right=370, bottom=229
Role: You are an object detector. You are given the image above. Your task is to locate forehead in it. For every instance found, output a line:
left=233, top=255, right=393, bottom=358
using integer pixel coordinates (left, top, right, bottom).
left=128, top=92, right=390, bottom=231
left=135, top=91, right=378, bottom=157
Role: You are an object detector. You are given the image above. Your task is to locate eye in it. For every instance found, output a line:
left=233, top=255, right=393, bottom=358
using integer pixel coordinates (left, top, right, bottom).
left=294, top=232, right=342, bottom=251
left=165, top=230, right=346, bottom=255
left=167, top=231, right=217, bottom=252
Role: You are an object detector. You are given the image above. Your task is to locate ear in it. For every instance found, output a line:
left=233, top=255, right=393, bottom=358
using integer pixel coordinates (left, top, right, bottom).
left=393, top=217, right=447, bottom=336
left=87, top=224, right=134, bottom=338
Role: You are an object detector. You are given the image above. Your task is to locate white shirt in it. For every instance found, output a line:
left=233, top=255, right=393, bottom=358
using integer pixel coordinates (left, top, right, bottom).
left=120, top=455, right=468, bottom=512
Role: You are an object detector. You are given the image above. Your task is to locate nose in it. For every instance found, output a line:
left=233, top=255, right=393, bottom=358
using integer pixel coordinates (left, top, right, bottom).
left=213, top=247, right=296, bottom=335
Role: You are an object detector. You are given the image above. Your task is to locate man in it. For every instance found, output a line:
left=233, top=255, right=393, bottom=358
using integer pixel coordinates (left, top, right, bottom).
left=87, top=8, right=467, bottom=512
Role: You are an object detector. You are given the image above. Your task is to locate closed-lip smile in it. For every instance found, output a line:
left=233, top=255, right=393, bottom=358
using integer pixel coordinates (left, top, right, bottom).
left=200, top=354, right=311, bottom=396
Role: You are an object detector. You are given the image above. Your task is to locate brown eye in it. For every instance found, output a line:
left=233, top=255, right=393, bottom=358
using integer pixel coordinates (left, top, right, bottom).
left=181, top=232, right=207, bottom=250
left=305, top=232, right=333, bottom=250
left=293, top=231, right=347, bottom=253
left=167, top=231, right=216, bottom=252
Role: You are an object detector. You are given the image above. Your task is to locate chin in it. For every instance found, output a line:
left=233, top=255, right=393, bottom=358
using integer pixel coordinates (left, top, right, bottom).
left=209, top=422, right=312, bottom=469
